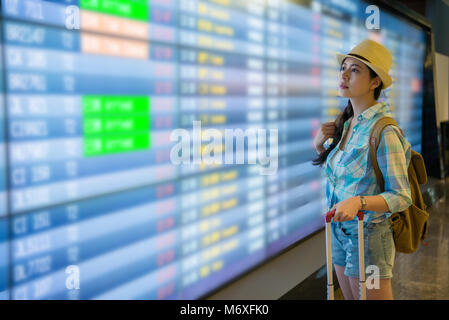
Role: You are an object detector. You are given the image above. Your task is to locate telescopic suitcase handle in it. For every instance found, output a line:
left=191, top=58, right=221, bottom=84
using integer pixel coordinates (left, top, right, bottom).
left=325, top=209, right=364, bottom=222
left=325, top=209, right=366, bottom=300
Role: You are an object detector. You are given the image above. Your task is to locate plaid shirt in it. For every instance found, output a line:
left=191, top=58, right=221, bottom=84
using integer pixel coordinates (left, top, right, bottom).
left=323, top=101, right=412, bottom=223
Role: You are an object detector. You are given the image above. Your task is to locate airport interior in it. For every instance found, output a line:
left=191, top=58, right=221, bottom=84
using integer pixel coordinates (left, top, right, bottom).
left=0, top=0, right=448, bottom=301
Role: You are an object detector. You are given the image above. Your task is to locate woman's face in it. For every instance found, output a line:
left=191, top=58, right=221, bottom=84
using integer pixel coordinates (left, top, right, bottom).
left=338, top=57, right=381, bottom=98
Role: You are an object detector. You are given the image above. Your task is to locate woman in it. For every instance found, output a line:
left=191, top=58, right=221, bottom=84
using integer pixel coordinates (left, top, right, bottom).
left=312, top=39, right=412, bottom=300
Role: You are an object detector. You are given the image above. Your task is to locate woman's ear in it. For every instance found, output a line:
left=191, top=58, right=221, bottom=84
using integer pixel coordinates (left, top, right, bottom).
left=370, top=76, right=381, bottom=91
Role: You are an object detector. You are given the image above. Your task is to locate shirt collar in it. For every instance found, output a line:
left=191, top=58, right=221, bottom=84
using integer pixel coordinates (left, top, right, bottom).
left=344, top=101, right=386, bottom=128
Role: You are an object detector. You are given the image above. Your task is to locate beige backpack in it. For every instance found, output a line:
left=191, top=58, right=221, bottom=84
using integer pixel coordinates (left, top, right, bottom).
left=369, top=116, right=429, bottom=253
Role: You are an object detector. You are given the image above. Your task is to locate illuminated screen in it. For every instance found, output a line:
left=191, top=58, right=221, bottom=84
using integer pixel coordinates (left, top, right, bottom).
left=0, top=0, right=426, bottom=299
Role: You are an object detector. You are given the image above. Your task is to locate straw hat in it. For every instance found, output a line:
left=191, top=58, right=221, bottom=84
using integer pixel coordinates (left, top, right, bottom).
left=336, top=39, right=393, bottom=89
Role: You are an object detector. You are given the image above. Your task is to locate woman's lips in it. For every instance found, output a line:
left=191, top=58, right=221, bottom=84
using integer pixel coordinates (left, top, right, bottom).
left=339, top=84, right=348, bottom=89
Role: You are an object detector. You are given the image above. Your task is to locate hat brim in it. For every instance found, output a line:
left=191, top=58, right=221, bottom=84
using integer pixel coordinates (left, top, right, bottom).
left=336, top=53, right=392, bottom=89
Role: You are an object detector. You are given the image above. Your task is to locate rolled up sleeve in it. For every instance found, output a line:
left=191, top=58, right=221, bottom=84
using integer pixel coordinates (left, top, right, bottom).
left=377, top=125, right=412, bottom=216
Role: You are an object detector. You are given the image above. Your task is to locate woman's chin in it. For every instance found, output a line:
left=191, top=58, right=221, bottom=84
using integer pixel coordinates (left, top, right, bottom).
left=338, top=89, right=351, bottom=97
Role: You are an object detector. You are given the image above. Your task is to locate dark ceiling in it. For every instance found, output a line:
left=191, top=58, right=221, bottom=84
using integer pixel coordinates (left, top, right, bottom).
left=395, top=0, right=428, bottom=16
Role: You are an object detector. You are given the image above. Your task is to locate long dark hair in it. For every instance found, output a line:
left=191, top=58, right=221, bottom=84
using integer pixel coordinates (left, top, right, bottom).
left=312, top=54, right=383, bottom=167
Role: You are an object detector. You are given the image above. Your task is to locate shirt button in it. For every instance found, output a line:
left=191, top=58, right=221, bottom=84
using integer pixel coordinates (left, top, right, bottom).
left=358, top=115, right=363, bottom=121
left=353, top=128, right=356, bottom=132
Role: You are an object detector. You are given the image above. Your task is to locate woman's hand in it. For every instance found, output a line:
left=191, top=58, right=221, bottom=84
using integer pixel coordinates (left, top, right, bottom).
left=331, top=196, right=362, bottom=222
left=314, top=121, right=337, bottom=151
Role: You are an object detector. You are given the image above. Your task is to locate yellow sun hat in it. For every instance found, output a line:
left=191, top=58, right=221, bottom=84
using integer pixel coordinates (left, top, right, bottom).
left=336, top=39, right=393, bottom=89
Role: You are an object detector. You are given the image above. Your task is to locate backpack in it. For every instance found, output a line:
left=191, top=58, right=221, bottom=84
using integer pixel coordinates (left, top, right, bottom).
left=368, top=116, right=429, bottom=254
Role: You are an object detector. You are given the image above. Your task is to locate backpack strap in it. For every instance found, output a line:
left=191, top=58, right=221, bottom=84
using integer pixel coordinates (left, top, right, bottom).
left=368, top=116, right=403, bottom=192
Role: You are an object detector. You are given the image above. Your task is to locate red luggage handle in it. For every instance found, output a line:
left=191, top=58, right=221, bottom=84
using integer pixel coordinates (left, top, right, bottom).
left=325, top=208, right=364, bottom=223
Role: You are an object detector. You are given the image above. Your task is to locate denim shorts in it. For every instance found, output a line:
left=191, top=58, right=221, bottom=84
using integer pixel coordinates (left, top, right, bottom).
left=330, top=218, right=395, bottom=279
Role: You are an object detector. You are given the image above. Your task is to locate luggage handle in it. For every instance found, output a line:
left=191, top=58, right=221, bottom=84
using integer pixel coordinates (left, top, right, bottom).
left=325, top=209, right=364, bottom=222
left=325, top=208, right=366, bottom=300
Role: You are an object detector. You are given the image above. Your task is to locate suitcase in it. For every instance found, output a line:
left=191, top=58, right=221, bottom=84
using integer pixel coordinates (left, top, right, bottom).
left=325, top=209, right=366, bottom=300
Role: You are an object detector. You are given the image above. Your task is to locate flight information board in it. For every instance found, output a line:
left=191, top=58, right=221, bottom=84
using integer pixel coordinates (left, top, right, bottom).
left=0, top=0, right=426, bottom=299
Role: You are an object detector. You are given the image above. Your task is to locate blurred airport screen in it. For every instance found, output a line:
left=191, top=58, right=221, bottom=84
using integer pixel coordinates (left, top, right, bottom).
left=0, top=0, right=425, bottom=299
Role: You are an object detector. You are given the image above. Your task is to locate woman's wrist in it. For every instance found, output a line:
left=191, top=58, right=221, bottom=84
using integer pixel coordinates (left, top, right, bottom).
left=358, top=196, right=367, bottom=211
left=354, top=195, right=390, bottom=213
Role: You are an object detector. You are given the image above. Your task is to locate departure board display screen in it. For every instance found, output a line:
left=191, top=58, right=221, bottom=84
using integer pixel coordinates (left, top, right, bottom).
left=0, top=0, right=426, bottom=299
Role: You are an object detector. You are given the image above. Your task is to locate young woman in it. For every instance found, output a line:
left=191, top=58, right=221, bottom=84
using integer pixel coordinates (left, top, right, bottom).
left=312, top=39, right=413, bottom=300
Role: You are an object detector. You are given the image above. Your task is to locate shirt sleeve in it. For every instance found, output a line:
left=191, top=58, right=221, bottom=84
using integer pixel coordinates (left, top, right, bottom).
left=377, top=125, right=413, bottom=216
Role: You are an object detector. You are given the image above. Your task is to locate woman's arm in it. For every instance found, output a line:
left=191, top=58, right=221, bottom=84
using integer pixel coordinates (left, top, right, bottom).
left=355, top=126, right=412, bottom=214
left=331, top=195, right=390, bottom=222
left=375, top=125, right=413, bottom=214
left=355, top=195, right=390, bottom=213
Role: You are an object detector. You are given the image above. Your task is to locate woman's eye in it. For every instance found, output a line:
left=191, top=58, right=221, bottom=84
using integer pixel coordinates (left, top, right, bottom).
left=352, top=69, right=358, bottom=73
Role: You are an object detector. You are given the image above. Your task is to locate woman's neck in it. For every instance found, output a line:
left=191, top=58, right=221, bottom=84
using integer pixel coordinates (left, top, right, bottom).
left=350, top=96, right=378, bottom=119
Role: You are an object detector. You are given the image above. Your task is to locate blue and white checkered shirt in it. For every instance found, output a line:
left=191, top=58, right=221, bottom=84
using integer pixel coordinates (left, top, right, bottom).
left=323, top=101, right=412, bottom=223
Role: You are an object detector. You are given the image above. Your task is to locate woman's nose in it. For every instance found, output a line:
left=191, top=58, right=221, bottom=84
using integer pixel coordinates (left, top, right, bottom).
left=341, top=70, right=350, bottom=80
